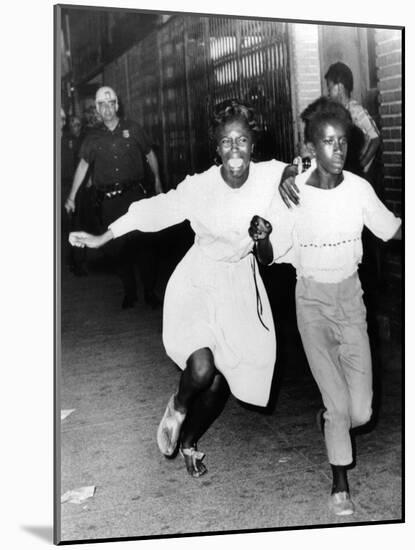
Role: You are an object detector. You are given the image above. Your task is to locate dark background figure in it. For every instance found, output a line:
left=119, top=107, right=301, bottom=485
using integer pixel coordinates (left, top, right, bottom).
left=325, top=62, right=381, bottom=180
left=66, top=114, right=93, bottom=276
left=64, top=85, right=163, bottom=309
left=61, top=108, right=79, bottom=269
left=60, top=109, right=74, bottom=200
left=68, top=116, right=83, bottom=162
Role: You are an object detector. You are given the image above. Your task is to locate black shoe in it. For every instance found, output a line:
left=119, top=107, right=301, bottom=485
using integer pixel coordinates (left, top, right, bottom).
left=144, top=290, right=162, bottom=309
left=121, top=293, right=138, bottom=309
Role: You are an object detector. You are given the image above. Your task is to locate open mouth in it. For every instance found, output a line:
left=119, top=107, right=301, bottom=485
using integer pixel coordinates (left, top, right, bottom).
left=228, top=158, right=244, bottom=170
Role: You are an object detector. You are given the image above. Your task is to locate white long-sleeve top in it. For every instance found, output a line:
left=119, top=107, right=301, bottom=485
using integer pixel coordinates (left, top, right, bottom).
left=268, top=169, right=401, bottom=283
left=109, top=160, right=286, bottom=262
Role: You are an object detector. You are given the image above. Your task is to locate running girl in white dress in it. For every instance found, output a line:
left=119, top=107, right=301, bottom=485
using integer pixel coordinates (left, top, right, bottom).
left=69, top=100, right=294, bottom=478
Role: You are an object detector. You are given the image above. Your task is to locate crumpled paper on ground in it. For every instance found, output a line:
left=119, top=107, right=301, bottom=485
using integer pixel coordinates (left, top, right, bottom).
left=61, top=485, right=96, bottom=504
left=61, top=409, right=76, bottom=421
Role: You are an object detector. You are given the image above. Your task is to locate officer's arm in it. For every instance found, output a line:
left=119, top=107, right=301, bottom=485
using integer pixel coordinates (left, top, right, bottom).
left=145, top=150, right=163, bottom=194
left=65, top=158, right=89, bottom=212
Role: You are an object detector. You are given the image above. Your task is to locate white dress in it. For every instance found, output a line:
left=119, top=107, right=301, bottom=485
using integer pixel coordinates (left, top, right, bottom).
left=109, top=160, right=286, bottom=406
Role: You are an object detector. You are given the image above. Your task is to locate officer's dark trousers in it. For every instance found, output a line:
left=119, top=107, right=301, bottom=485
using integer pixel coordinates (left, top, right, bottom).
left=100, top=187, right=158, bottom=300
left=70, top=182, right=101, bottom=272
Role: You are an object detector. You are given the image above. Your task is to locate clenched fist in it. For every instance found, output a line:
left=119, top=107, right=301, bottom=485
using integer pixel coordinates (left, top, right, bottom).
left=249, top=216, right=272, bottom=242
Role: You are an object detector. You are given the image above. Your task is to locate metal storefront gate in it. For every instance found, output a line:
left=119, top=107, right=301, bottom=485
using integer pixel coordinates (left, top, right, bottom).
left=104, top=15, right=294, bottom=189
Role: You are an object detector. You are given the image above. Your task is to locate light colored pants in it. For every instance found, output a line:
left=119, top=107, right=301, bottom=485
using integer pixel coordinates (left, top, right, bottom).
left=296, top=273, right=373, bottom=465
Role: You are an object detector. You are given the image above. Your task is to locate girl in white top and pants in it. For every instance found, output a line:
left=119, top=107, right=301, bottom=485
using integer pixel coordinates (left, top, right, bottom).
left=249, top=96, right=401, bottom=516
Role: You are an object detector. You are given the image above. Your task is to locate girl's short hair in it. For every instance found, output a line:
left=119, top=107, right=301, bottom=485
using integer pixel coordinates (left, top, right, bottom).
left=301, top=96, right=353, bottom=143
left=210, top=99, right=261, bottom=143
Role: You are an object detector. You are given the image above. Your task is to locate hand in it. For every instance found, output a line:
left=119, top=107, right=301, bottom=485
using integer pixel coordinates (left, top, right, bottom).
left=292, top=156, right=304, bottom=174
left=279, top=173, right=300, bottom=209
left=249, top=216, right=272, bottom=241
left=69, top=231, right=105, bottom=249
left=65, top=197, right=75, bottom=214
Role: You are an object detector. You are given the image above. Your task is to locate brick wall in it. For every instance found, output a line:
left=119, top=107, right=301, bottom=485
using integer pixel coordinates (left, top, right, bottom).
left=376, top=28, right=403, bottom=288
left=375, top=29, right=403, bottom=340
left=377, top=29, right=403, bottom=217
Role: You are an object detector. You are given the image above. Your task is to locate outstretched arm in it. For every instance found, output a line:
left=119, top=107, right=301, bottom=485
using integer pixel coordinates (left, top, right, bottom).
left=249, top=215, right=273, bottom=265
left=69, top=229, right=114, bottom=249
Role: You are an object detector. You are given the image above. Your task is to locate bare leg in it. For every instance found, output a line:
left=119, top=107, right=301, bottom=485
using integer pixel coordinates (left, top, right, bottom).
left=157, top=348, right=221, bottom=461
left=158, top=348, right=230, bottom=477
left=179, top=372, right=229, bottom=477
left=175, top=348, right=217, bottom=411
left=180, top=372, right=230, bottom=447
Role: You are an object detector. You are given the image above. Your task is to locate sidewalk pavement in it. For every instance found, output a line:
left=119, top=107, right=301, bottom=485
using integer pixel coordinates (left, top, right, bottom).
left=58, top=253, right=403, bottom=543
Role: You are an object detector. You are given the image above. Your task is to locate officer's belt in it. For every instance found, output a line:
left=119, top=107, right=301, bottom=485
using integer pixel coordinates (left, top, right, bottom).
left=95, top=180, right=145, bottom=199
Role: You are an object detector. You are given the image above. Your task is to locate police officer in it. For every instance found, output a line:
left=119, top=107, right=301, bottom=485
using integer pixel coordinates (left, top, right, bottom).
left=65, top=86, right=163, bottom=309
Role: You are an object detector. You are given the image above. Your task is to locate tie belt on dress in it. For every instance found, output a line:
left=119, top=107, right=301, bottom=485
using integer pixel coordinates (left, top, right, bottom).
left=250, top=253, right=270, bottom=332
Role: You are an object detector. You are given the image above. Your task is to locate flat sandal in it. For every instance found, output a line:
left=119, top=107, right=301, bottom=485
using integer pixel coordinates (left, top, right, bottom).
left=180, top=445, right=208, bottom=478
left=156, top=394, right=186, bottom=456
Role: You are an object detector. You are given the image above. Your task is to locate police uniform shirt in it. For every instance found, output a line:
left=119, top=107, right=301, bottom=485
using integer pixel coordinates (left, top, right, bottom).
left=80, top=118, right=152, bottom=189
